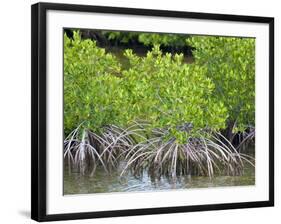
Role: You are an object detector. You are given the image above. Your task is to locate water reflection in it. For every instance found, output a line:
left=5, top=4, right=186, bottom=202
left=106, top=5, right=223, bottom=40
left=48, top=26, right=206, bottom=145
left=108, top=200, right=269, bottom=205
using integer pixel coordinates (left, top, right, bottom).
left=64, top=162, right=254, bottom=195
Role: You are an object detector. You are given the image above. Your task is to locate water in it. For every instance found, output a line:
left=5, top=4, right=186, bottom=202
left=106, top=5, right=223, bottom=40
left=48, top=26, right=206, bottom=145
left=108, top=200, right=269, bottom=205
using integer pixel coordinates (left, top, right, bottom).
left=64, top=162, right=255, bottom=195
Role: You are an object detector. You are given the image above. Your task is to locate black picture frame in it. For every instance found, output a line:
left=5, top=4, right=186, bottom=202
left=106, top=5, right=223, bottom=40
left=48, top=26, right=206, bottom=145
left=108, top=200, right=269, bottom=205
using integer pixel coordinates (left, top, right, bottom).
left=31, top=2, right=274, bottom=222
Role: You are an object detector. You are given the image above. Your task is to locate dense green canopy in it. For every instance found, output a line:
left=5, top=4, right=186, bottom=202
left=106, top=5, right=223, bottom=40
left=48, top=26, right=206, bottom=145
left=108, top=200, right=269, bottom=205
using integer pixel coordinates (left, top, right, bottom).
left=64, top=31, right=255, bottom=142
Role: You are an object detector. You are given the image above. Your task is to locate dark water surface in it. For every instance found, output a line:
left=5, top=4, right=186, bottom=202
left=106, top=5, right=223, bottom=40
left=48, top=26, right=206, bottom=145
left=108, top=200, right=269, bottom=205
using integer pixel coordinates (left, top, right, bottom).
left=64, top=162, right=255, bottom=195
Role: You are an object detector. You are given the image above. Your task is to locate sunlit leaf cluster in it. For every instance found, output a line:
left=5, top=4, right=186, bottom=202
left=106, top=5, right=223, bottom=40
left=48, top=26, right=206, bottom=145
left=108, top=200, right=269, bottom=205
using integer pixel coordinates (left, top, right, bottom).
left=64, top=32, right=229, bottom=141
left=187, top=36, right=255, bottom=132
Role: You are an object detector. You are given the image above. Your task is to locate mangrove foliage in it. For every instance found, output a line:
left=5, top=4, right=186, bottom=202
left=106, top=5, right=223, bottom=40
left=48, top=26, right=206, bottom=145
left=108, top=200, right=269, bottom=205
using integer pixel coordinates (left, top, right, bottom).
left=63, top=30, right=255, bottom=179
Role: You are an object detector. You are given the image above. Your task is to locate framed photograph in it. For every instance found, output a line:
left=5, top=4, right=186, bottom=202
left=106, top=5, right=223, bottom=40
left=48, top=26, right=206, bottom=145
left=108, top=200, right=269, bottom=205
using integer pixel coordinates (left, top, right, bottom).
left=31, top=2, right=274, bottom=222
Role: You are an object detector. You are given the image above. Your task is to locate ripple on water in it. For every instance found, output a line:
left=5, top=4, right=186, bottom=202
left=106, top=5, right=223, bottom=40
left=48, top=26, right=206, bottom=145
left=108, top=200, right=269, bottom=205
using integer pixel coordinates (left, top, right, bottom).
left=64, top=162, right=255, bottom=195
